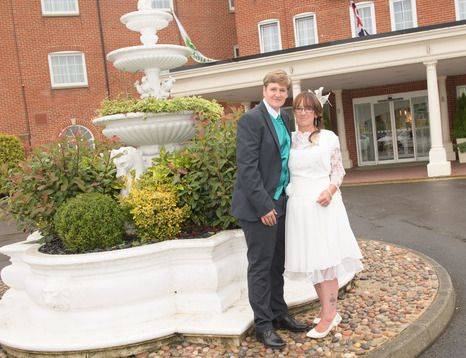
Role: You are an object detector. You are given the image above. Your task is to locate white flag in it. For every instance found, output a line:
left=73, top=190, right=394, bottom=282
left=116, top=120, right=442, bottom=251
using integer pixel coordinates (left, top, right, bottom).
left=172, top=11, right=218, bottom=63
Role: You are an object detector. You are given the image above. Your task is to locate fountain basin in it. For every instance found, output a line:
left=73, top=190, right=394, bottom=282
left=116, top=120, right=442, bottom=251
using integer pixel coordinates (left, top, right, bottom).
left=121, top=10, right=173, bottom=32
left=0, top=230, right=355, bottom=353
left=107, top=45, right=193, bottom=72
left=93, top=111, right=195, bottom=146
left=93, top=111, right=195, bottom=162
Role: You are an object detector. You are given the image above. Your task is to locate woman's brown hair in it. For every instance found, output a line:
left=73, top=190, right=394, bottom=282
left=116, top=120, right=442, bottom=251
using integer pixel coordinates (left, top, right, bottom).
left=292, top=91, right=324, bottom=129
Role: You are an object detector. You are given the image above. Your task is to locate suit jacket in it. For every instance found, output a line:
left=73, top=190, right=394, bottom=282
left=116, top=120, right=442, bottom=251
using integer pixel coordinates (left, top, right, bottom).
left=231, top=100, right=295, bottom=222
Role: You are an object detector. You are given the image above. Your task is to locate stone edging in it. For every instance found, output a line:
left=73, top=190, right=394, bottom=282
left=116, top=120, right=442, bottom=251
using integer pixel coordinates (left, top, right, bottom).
left=365, top=242, right=456, bottom=358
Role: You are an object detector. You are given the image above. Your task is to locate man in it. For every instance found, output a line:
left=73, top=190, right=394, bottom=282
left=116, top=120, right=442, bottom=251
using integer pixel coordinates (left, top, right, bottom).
left=231, top=70, right=308, bottom=349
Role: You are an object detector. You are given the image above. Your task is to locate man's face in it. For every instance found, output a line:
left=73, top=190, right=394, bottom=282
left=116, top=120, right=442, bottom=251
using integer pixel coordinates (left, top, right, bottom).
left=263, top=83, right=288, bottom=111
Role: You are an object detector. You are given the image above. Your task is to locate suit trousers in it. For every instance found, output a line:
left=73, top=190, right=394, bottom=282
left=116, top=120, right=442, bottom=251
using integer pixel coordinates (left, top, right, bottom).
left=239, top=194, right=289, bottom=332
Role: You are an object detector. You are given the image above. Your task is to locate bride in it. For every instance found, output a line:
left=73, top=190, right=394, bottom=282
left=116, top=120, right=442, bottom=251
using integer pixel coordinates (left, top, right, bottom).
left=285, top=89, right=363, bottom=339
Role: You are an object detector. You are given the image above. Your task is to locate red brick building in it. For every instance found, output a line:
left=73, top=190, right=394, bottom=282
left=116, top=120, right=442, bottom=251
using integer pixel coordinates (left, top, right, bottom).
left=1, top=0, right=466, bottom=175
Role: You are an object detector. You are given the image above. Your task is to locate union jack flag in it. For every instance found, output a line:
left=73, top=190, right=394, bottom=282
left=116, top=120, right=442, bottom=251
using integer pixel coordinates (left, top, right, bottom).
left=350, top=1, right=370, bottom=37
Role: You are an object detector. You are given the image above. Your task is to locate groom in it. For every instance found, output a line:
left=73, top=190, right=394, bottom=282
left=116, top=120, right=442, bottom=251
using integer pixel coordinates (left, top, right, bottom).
left=231, top=70, right=307, bottom=349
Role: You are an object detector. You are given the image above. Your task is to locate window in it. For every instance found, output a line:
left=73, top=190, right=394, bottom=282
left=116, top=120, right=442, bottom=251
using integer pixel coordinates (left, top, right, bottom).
left=455, top=0, right=466, bottom=20
left=349, top=2, right=376, bottom=37
left=389, top=0, right=417, bottom=31
left=151, top=0, right=172, bottom=9
left=41, top=0, right=79, bottom=16
left=233, top=45, right=240, bottom=58
left=293, top=13, right=318, bottom=47
left=458, top=85, right=466, bottom=98
left=258, top=20, right=282, bottom=53
left=48, top=52, right=88, bottom=89
left=60, top=125, right=94, bottom=147
left=228, top=0, right=235, bottom=12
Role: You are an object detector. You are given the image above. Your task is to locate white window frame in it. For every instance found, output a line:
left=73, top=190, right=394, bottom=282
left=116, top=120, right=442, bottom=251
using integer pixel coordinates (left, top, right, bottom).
left=60, top=124, right=95, bottom=142
left=228, top=0, right=235, bottom=12
left=258, top=19, right=282, bottom=54
left=457, top=85, right=466, bottom=98
left=150, top=0, right=173, bottom=10
left=48, top=51, right=88, bottom=89
left=349, top=2, right=377, bottom=37
left=389, top=0, right=418, bottom=31
left=41, top=0, right=80, bottom=16
left=455, top=0, right=466, bottom=20
left=293, top=12, right=319, bottom=47
left=233, top=45, right=240, bottom=58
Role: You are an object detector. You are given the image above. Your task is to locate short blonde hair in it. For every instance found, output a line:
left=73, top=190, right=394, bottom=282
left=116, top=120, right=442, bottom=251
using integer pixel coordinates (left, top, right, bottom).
left=263, top=69, right=291, bottom=90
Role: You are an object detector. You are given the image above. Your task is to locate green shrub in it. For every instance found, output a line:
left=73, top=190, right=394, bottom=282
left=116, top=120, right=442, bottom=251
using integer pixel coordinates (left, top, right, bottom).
left=1, top=135, right=123, bottom=239
left=122, top=182, right=189, bottom=243
left=54, top=193, right=125, bottom=253
left=0, top=134, right=25, bottom=195
left=453, top=93, right=466, bottom=139
left=97, top=96, right=223, bottom=123
left=145, top=110, right=241, bottom=230
left=456, top=141, right=466, bottom=153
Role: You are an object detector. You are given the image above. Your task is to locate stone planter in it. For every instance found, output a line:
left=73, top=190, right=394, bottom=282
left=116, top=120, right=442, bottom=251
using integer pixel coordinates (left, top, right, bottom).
left=93, top=111, right=195, bottom=165
left=457, top=138, right=466, bottom=163
left=0, top=230, right=354, bottom=355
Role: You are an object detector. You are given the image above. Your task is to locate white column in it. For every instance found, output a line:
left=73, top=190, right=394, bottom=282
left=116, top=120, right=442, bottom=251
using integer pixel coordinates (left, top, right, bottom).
left=438, top=76, right=455, bottom=161
left=241, top=102, right=251, bottom=111
left=424, top=61, right=451, bottom=177
left=292, top=79, right=302, bottom=98
left=291, top=79, right=302, bottom=130
left=334, top=89, right=353, bottom=169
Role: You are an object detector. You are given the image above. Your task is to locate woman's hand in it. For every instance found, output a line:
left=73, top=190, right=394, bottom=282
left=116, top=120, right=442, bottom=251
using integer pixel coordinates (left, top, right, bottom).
left=316, top=189, right=333, bottom=207
left=261, top=209, right=278, bottom=226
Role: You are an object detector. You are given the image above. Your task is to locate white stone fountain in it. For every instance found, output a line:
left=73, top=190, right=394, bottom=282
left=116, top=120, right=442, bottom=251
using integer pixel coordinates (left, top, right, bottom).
left=93, top=0, right=194, bottom=166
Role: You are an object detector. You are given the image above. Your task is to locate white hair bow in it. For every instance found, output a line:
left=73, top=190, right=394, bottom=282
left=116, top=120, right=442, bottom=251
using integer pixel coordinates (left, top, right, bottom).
left=308, top=87, right=330, bottom=107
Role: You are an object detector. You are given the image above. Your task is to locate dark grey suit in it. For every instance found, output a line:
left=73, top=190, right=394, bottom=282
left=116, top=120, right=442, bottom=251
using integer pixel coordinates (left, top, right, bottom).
left=231, top=100, right=295, bottom=332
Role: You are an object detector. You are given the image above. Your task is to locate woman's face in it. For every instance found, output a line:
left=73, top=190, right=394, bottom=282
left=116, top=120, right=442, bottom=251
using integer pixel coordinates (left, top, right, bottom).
left=294, top=101, right=316, bottom=129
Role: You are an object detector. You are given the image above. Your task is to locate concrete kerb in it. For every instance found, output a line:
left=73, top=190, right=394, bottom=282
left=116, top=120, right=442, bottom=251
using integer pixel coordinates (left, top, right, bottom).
left=342, top=175, right=466, bottom=187
left=365, top=240, right=456, bottom=358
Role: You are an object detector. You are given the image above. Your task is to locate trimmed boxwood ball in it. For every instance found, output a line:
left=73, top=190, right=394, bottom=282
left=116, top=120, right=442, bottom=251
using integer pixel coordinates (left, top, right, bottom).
left=54, top=193, right=125, bottom=253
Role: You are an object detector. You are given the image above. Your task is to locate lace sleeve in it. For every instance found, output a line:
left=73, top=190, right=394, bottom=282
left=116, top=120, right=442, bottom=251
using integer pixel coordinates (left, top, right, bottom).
left=330, top=136, right=346, bottom=188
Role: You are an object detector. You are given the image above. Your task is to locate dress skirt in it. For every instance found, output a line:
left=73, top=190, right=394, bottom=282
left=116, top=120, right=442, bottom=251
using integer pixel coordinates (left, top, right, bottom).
left=284, top=176, right=363, bottom=284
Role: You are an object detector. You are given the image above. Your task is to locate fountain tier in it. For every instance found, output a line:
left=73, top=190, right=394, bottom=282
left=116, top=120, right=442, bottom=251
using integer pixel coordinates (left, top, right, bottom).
left=107, top=45, right=192, bottom=73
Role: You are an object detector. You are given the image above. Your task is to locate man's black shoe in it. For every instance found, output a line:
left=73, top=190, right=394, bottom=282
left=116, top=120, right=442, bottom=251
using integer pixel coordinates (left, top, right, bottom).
left=273, top=314, right=309, bottom=332
left=255, top=329, right=286, bottom=349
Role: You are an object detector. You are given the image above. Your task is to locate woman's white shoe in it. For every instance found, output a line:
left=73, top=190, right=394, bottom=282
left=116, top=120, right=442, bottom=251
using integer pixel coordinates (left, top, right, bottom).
left=306, top=313, right=342, bottom=339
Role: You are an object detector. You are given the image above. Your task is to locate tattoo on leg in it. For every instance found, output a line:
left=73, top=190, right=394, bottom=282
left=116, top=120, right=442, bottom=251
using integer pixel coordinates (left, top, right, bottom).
left=329, top=293, right=337, bottom=308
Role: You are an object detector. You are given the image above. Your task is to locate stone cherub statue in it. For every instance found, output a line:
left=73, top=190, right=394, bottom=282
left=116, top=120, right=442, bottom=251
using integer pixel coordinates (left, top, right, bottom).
left=134, top=76, right=153, bottom=99
left=110, top=146, right=145, bottom=196
left=159, top=77, right=176, bottom=99
left=134, top=75, right=176, bottom=99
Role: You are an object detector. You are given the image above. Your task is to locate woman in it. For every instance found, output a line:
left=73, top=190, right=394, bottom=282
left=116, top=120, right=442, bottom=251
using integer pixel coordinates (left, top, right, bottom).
left=285, top=90, right=363, bottom=339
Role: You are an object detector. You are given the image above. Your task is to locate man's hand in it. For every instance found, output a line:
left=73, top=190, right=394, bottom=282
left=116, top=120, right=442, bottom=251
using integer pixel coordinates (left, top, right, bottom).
left=261, top=209, right=277, bottom=226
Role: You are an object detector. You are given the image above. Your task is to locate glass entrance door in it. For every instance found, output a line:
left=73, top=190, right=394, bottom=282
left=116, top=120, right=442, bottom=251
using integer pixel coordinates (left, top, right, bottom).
left=374, top=102, right=394, bottom=161
left=355, top=94, right=430, bottom=165
left=394, top=100, right=414, bottom=159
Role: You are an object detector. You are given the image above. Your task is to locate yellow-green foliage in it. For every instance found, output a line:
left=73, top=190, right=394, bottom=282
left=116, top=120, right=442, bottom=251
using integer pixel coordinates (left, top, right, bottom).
left=0, top=134, right=25, bottom=165
left=123, top=183, right=189, bottom=243
left=0, top=134, right=25, bottom=195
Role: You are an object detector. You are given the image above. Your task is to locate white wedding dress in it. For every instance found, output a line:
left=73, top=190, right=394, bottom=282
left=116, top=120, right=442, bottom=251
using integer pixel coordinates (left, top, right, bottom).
left=285, top=129, right=363, bottom=284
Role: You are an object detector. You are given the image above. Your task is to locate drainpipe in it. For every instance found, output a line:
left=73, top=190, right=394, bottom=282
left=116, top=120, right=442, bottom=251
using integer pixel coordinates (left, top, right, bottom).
left=9, top=0, right=32, bottom=147
left=96, top=0, right=111, bottom=97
